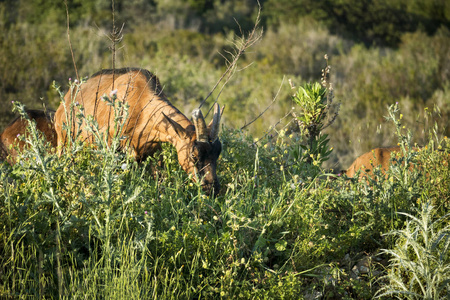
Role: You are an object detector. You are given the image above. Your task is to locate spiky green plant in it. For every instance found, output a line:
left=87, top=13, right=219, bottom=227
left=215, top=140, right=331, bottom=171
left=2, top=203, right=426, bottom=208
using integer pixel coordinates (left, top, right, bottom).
left=376, top=203, right=450, bottom=299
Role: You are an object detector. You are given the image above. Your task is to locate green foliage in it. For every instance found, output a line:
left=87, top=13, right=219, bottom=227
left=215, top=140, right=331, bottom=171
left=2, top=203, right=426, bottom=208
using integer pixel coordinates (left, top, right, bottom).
left=1, top=78, right=449, bottom=297
left=376, top=203, right=450, bottom=299
left=289, top=66, right=338, bottom=175
left=292, top=82, right=327, bottom=127
left=0, top=3, right=449, bottom=297
left=263, top=0, right=450, bottom=46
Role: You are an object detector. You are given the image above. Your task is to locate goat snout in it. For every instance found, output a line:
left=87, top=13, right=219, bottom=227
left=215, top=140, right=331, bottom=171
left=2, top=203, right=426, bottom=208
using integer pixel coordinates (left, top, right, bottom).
left=201, top=178, right=220, bottom=196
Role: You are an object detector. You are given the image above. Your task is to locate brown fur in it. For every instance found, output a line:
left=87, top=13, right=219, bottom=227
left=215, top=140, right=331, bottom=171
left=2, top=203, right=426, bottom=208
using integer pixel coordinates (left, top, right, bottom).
left=344, top=146, right=450, bottom=181
left=0, top=109, right=57, bottom=163
left=54, top=68, right=222, bottom=195
left=345, top=147, right=403, bottom=178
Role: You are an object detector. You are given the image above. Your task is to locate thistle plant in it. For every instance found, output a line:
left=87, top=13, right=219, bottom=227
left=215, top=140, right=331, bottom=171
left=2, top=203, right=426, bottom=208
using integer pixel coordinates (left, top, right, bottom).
left=376, top=202, right=450, bottom=299
left=385, top=102, right=413, bottom=155
left=1, top=85, right=153, bottom=298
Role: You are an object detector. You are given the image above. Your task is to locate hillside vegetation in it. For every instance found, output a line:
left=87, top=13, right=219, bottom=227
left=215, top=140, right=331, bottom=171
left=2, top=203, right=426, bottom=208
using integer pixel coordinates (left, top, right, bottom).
left=1, top=85, right=449, bottom=298
left=0, top=0, right=449, bottom=298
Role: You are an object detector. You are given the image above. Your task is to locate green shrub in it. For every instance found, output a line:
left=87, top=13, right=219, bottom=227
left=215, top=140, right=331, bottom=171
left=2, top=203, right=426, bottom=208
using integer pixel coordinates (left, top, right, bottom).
left=1, top=98, right=448, bottom=298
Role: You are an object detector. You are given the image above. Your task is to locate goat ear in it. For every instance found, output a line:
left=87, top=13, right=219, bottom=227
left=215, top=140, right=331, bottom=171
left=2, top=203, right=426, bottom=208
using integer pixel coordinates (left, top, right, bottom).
left=163, top=113, right=187, bottom=139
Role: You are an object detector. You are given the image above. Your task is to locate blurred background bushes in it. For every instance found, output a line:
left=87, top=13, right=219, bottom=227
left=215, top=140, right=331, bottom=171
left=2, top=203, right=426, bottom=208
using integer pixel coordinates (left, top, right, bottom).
left=0, top=0, right=449, bottom=169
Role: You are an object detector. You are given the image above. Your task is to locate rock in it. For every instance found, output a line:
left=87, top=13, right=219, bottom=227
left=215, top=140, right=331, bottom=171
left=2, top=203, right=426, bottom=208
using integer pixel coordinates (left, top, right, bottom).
left=304, top=290, right=323, bottom=300
left=356, top=255, right=371, bottom=274
left=351, top=265, right=360, bottom=279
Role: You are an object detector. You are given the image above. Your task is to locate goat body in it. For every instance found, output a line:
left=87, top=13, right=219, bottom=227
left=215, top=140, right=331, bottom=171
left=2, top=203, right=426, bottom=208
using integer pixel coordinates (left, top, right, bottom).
left=345, top=146, right=406, bottom=178
left=54, top=68, right=222, bottom=195
left=0, top=109, right=57, bottom=163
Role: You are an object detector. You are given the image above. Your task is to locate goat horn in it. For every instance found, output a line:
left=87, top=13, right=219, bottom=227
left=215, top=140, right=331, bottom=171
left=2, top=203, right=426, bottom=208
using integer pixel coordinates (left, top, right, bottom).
left=208, top=103, right=221, bottom=142
left=192, top=108, right=208, bottom=143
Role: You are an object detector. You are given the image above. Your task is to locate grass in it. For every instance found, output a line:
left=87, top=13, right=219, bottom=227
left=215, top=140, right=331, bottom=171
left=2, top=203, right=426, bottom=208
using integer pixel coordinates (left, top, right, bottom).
left=0, top=94, right=449, bottom=298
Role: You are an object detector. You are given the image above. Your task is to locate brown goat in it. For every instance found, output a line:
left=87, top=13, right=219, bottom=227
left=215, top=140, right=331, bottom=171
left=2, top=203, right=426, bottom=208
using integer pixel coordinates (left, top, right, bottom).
left=54, top=68, right=222, bottom=195
left=0, top=109, right=57, bottom=163
left=344, top=146, right=404, bottom=178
